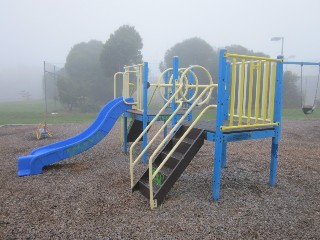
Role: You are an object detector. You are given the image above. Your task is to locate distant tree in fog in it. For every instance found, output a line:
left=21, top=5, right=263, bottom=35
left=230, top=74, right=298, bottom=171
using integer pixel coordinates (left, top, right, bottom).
left=161, top=37, right=218, bottom=82
left=58, top=40, right=109, bottom=111
left=100, top=25, right=143, bottom=77
left=225, top=44, right=270, bottom=58
left=283, top=71, right=301, bottom=107
left=100, top=25, right=143, bottom=98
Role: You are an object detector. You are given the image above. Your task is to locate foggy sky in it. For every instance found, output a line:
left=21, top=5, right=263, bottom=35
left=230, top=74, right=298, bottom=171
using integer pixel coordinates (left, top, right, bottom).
left=1, top=0, right=320, bottom=101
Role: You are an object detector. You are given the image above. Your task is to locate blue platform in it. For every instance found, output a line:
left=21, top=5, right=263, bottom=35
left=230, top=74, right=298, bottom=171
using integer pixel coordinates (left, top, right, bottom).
left=17, top=97, right=133, bottom=176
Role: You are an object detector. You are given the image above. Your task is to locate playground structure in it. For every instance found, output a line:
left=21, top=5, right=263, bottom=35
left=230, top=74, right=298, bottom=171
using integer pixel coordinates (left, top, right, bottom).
left=283, top=61, right=320, bottom=114
left=17, top=49, right=284, bottom=209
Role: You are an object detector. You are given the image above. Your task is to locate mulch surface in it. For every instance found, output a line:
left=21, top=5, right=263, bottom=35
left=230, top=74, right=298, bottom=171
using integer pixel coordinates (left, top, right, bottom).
left=0, top=120, right=319, bottom=239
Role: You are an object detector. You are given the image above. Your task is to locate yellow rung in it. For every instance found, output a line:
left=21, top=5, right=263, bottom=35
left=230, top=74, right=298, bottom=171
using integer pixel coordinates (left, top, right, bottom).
left=247, top=60, right=254, bottom=124
left=225, top=53, right=282, bottom=62
left=229, top=58, right=237, bottom=126
left=269, top=63, right=277, bottom=121
left=255, top=61, right=262, bottom=123
left=262, top=61, right=270, bottom=122
left=221, top=122, right=279, bottom=131
left=238, top=59, right=245, bottom=125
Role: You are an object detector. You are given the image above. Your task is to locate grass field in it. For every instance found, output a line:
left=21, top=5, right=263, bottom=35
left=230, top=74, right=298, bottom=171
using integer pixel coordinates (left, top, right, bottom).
left=0, top=100, right=319, bottom=125
left=0, top=100, right=96, bottom=125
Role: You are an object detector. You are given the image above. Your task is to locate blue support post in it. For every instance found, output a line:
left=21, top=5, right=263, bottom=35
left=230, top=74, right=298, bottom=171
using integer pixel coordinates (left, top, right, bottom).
left=213, top=49, right=227, bottom=201
left=187, top=69, right=194, bottom=121
left=221, top=143, right=227, bottom=168
left=224, top=62, right=231, bottom=121
left=172, top=56, right=179, bottom=126
left=164, top=71, right=169, bottom=138
left=270, top=56, right=283, bottom=185
left=220, top=61, right=230, bottom=168
left=142, top=62, right=149, bottom=163
left=123, top=116, right=128, bottom=153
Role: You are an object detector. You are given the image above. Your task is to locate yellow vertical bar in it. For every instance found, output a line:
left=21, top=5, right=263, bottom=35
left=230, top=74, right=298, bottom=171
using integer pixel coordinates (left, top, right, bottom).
left=236, top=64, right=241, bottom=115
left=262, top=61, right=270, bottom=122
left=229, top=58, right=237, bottom=126
left=269, top=62, right=277, bottom=121
left=243, top=64, right=248, bottom=117
left=255, top=61, right=262, bottom=123
left=247, top=60, right=254, bottom=125
left=238, top=59, right=245, bottom=125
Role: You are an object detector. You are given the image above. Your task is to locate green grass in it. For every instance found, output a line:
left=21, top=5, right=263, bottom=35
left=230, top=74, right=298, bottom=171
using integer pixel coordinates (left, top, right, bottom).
left=0, top=100, right=96, bottom=125
left=282, top=108, right=320, bottom=119
left=1, top=100, right=319, bottom=125
left=193, top=107, right=320, bottom=121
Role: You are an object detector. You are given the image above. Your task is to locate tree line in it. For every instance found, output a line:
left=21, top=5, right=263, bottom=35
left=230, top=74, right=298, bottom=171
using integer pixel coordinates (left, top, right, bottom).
left=55, top=25, right=300, bottom=111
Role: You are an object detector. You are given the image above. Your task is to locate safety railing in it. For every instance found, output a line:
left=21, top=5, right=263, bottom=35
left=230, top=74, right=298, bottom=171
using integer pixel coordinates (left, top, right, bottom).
left=114, top=64, right=143, bottom=108
left=129, top=65, right=217, bottom=209
left=129, top=82, right=184, bottom=188
left=221, top=53, right=282, bottom=131
left=148, top=84, right=217, bottom=209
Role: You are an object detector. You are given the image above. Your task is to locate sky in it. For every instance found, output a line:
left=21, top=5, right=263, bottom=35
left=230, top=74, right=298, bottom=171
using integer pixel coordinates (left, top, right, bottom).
left=1, top=0, right=320, bottom=101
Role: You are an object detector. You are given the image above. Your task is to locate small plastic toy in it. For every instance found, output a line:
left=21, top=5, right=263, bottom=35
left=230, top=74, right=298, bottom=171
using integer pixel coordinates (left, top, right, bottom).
left=35, top=122, right=53, bottom=140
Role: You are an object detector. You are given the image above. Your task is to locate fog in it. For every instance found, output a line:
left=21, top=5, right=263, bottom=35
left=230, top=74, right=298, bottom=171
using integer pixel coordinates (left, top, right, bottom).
left=1, top=0, right=320, bottom=101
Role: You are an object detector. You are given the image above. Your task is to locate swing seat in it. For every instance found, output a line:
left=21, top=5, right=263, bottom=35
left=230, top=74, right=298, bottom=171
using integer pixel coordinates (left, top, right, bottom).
left=302, top=105, right=315, bottom=115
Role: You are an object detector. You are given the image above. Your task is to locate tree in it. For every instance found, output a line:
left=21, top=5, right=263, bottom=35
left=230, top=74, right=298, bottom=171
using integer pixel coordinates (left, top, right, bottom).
left=161, top=37, right=218, bottom=82
left=225, top=44, right=270, bottom=58
left=283, top=71, right=301, bottom=107
left=100, top=25, right=143, bottom=77
left=58, top=40, right=110, bottom=110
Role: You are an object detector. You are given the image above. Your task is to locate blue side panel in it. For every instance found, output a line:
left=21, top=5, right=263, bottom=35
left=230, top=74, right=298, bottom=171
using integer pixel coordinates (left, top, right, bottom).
left=17, top=97, right=133, bottom=177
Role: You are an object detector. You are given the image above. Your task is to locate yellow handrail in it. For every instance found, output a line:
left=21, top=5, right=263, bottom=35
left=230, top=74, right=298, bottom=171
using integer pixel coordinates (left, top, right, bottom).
left=129, top=83, right=184, bottom=187
left=114, top=66, right=142, bottom=106
left=225, top=53, right=282, bottom=62
left=147, top=84, right=217, bottom=209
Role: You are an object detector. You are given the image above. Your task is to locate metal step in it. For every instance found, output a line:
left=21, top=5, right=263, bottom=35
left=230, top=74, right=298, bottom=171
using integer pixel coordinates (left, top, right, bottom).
left=132, top=126, right=205, bottom=207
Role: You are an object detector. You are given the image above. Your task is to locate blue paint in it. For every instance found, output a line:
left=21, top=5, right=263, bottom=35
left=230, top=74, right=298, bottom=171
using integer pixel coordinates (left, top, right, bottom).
left=212, top=49, right=227, bottom=201
left=210, top=50, right=284, bottom=201
left=221, top=143, right=227, bottom=168
left=222, top=130, right=275, bottom=142
left=187, top=68, right=195, bottom=121
left=17, top=97, right=134, bottom=176
left=172, top=56, right=179, bottom=126
left=269, top=140, right=278, bottom=186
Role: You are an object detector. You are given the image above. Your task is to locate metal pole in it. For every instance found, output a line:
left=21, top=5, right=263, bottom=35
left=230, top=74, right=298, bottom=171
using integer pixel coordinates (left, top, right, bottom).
left=44, top=61, right=48, bottom=114
left=54, top=66, right=57, bottom=112
left=281, top=37, right=284, bottom=56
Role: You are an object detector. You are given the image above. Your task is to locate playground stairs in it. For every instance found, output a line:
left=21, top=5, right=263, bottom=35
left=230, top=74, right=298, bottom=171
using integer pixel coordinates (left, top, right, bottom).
left=132, top=125, right=205, bottom=206
left=127, top=120, right=145, bottom=142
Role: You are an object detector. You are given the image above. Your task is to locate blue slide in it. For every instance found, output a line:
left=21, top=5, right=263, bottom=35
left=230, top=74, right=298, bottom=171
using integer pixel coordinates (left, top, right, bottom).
left=18, top=97, right=133, bottom=176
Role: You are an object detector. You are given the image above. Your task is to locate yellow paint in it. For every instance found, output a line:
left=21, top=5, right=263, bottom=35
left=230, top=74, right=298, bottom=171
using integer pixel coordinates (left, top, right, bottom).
left=238, top=59, right=245, bottom=125
left=221, top=122, right=279, bottom=131
left=148, top=85, right=217, bottom=209
left=229, top=58, right=237, bottom=126
left=255, top=61, right=262, bottom=123
left=247, top=60, right=254, bottom=124
left=225, top=53, right=282, bottom=62
left=269, top=63, right=277, bottom=121
left=262, top=61, right=270, bottom=122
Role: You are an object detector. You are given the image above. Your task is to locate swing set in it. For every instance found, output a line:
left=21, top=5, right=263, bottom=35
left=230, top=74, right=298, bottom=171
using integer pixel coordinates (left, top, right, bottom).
left=284, top=61, right=320, bottom=115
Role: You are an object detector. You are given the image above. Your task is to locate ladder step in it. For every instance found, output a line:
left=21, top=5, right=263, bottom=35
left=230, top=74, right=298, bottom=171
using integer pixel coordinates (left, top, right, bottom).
left=161, top=150, right=184, bottom=160
left=172, top=136, right=194, bottom=145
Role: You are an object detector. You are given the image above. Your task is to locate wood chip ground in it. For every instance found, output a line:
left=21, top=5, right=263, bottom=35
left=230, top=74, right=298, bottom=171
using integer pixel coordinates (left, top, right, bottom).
left=0, top=120, right=319, bottom=239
